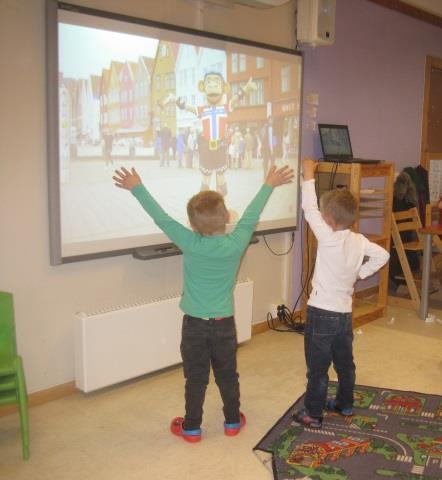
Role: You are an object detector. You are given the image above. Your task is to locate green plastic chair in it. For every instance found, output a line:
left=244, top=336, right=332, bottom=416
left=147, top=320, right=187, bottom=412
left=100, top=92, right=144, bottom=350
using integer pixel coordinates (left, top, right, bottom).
left=0, top=291, right=30, bottom=460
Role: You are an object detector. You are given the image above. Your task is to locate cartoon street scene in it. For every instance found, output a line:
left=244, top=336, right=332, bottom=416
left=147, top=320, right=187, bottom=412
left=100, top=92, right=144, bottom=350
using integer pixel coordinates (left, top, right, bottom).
left=255, top=383, right=442, bottom=480
left=57, top=21, right=301, bottom=257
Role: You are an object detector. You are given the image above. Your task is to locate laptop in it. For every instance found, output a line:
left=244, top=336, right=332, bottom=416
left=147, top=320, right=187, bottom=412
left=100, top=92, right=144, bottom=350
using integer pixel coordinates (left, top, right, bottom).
left=318, top=124, right=381, bottom=164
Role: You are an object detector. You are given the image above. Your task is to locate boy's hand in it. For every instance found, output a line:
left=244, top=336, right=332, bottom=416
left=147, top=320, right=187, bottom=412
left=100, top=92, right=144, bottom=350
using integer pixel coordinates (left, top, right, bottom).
left=113, top=167, right=142, bottom=190
left=301, top=158, right=317, bottom=181
left=265, top=165, right=294, bottom=188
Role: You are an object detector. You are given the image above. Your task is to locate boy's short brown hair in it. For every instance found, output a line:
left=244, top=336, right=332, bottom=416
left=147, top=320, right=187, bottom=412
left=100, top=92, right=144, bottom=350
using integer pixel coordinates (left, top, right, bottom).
left=187, top=190, right=229, bottom=235
left=320, top=187, right=357, bottom=229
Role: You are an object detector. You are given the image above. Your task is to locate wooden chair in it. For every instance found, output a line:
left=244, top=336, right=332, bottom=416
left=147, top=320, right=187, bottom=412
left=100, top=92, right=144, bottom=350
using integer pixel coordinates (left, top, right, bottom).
left=389, top=207, right=442, bottom=310
left=425, top=203, right=442, bottom=270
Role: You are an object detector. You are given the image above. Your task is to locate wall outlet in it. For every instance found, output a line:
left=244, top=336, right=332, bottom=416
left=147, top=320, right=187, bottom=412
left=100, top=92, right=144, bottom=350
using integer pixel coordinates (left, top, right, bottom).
left=268, top=303, right=279, bottom=319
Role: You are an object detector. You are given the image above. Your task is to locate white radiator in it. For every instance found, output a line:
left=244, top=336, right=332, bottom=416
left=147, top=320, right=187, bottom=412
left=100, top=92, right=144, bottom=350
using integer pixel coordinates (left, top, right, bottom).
left=75, top=280, right=254, bottom=392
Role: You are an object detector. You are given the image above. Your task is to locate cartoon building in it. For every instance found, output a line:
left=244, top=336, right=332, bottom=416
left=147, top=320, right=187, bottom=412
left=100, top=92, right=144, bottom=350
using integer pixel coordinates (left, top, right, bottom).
left=383, top=395, right=423, bottom=414
left=175, top=44, right=200, bottom=131
left=287, top=436, right=370, bottom=468
left=226, top=52, right=301, bottom=159
left=152, top=41, right=179, bottom=134
left=108, top=61, right=124, bottom=132
left=119, top=61, right=137, bottom=130
left=429, top=437, right=442, bottom=457
left=99, top=68, right=111, bottom=134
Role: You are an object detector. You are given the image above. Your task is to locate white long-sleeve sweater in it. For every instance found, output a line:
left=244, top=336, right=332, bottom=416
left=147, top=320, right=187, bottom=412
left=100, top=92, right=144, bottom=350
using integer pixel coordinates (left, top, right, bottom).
left=302, top=179, right=390, bottom=313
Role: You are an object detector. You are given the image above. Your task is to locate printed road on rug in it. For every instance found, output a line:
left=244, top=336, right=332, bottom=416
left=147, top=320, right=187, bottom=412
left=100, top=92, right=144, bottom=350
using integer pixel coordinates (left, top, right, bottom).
left=254, top=382, right=442, bottom=480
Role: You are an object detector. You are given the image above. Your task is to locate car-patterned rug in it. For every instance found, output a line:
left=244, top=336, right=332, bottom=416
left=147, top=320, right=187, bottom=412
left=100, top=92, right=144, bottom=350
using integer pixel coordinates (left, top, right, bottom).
left=253, top=382, right=442, bottom=480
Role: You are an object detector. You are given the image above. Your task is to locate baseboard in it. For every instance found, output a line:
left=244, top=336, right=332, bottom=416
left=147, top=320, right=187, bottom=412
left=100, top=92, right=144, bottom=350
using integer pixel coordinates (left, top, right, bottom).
left=355, top=285, right=379, bottom=298
left=0, top=381, right=78, bottom=417
left=252, top=319, right=276, bottom=335
left=1, top=311, right=304, bottom=417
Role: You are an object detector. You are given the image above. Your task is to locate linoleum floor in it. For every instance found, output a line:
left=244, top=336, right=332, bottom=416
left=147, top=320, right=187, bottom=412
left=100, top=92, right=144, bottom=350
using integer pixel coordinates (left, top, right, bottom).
left=1, top=306, right=441, bottom=480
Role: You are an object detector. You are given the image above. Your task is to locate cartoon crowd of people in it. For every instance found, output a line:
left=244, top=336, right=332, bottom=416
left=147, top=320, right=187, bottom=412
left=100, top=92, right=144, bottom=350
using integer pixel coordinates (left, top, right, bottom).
left=155, top=126, right=197, bottom=169
left=152, top=123, right=290, bottom=172
left=102, top=70, right=295, bottom=197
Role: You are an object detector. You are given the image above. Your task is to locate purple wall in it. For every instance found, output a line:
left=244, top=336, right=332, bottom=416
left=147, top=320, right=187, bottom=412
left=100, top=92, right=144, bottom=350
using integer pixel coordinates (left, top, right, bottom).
left=301, top=0, right=442, bottom=164
left=293, top=0, right=442, bottom=304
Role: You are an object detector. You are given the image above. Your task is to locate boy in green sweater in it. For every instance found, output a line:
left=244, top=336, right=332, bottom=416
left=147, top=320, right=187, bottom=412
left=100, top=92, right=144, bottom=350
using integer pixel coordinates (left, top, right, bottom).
left=113, top=165, right=294, bottom=442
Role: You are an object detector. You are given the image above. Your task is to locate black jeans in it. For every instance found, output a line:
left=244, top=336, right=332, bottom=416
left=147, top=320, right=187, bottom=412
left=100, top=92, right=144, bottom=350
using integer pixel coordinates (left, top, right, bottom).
left=304, top=306, right=355, bottom=418
left=180, top=315, right=240, bottom=430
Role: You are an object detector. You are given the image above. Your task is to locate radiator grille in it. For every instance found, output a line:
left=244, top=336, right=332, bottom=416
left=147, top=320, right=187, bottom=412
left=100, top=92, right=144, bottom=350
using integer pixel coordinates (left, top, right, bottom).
left=75, top=280, right=254, bottom=392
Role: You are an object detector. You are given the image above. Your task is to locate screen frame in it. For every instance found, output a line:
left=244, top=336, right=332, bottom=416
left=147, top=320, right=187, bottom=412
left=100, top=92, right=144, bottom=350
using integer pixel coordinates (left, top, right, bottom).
left=46, top=0, right=303, bottom=265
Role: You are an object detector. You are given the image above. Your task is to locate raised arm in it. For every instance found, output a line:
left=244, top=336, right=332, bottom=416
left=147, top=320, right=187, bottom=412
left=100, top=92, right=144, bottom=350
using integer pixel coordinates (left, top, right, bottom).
left=265, top=165, right=295, bottom=188
left=301, top=158, right=334, bottom=241
left=113, top=166, right=142, bottom=191
left=175, top=96, right=198, bottom=116
left=302, top=157, right=317, bottom=181
left=230, top=165, right=294, bottom=248
left=113, top=167, right=194, bottom=248
left=230, top=77, right=257, bottom=110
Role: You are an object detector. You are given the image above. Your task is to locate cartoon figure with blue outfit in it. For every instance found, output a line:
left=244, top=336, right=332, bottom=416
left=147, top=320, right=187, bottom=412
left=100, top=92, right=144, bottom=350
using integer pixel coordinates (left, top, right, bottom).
left=166, top=72, right=256, bottom=196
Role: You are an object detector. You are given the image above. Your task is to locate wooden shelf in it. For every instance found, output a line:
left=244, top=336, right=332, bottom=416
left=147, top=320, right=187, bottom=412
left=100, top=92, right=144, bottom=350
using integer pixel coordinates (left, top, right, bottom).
left=302, top=162, right=394, bottom=327
left=364, top=234, right=389, bottom=243
left=360, top=198, right=387, bottom=203
left=360, top=190, right=388, bottom=196
left=353, top=303, right=386, bottom=328
left=360, top=214, right=385, bottom=219
left=359, top=205, right=384, bottom=211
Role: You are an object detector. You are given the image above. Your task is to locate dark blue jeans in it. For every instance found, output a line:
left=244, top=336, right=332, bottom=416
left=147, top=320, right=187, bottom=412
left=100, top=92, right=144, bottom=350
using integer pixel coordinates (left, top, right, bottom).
left=304, top=306, right=355, bottom=418
left=180, top=315, right=240, bottom=430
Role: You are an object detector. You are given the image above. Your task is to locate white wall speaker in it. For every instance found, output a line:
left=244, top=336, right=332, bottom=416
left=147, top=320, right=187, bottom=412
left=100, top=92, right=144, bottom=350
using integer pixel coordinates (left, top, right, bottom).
left=296, top=0, right=336, bottom=46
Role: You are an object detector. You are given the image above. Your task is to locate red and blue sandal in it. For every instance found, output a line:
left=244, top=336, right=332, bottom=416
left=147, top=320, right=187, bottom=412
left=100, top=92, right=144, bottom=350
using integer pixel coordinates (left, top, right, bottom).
left=326, top=398, right=353, bottom=417
left=170, top=417, right=202, bottom=443
left=292, top=408, right=323, bottom=429
left=224, top=412, right=246, bottom=436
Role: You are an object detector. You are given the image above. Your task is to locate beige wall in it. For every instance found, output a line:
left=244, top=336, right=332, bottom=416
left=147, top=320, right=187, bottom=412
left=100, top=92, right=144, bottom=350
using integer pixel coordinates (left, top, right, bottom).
left=0, top=0, right=296, bottom=393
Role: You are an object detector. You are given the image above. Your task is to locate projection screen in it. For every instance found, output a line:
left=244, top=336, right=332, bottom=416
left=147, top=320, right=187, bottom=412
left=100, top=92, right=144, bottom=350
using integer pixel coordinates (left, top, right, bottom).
left=46, top=1, right=302, bottom=264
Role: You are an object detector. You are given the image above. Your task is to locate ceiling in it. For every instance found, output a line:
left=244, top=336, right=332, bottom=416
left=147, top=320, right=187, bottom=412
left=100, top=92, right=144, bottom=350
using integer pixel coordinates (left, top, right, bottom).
left=401, top=0, right=442, bottom=18
left=202, top=0, right=442, bottom=23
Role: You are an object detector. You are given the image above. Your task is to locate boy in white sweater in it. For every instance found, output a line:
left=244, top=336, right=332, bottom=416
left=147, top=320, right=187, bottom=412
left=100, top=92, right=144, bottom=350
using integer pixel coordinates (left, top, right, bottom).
left=293, top=158, right=390, bottom=428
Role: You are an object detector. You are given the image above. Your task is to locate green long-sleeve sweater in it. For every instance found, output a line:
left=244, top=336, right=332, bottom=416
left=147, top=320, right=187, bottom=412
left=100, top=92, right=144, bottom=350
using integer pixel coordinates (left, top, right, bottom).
left=131, top=184, right=273, bottom=318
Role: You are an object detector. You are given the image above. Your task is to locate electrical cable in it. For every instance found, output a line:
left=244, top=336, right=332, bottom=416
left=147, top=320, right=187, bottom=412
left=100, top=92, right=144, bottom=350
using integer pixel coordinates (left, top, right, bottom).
left=329, top=159, right=339, bottom=190
left=266, top=305, right=304, bottom=334
left=266, top=214, right=309, bottom=335
left=265, top=160, right=324, bottom=335
left=263, top=231, right=295, bottom=256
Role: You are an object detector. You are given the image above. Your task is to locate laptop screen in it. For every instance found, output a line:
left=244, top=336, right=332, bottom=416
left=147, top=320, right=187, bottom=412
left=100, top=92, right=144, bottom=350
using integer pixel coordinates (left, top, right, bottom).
left=318, top=124, right=353, bottom=159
